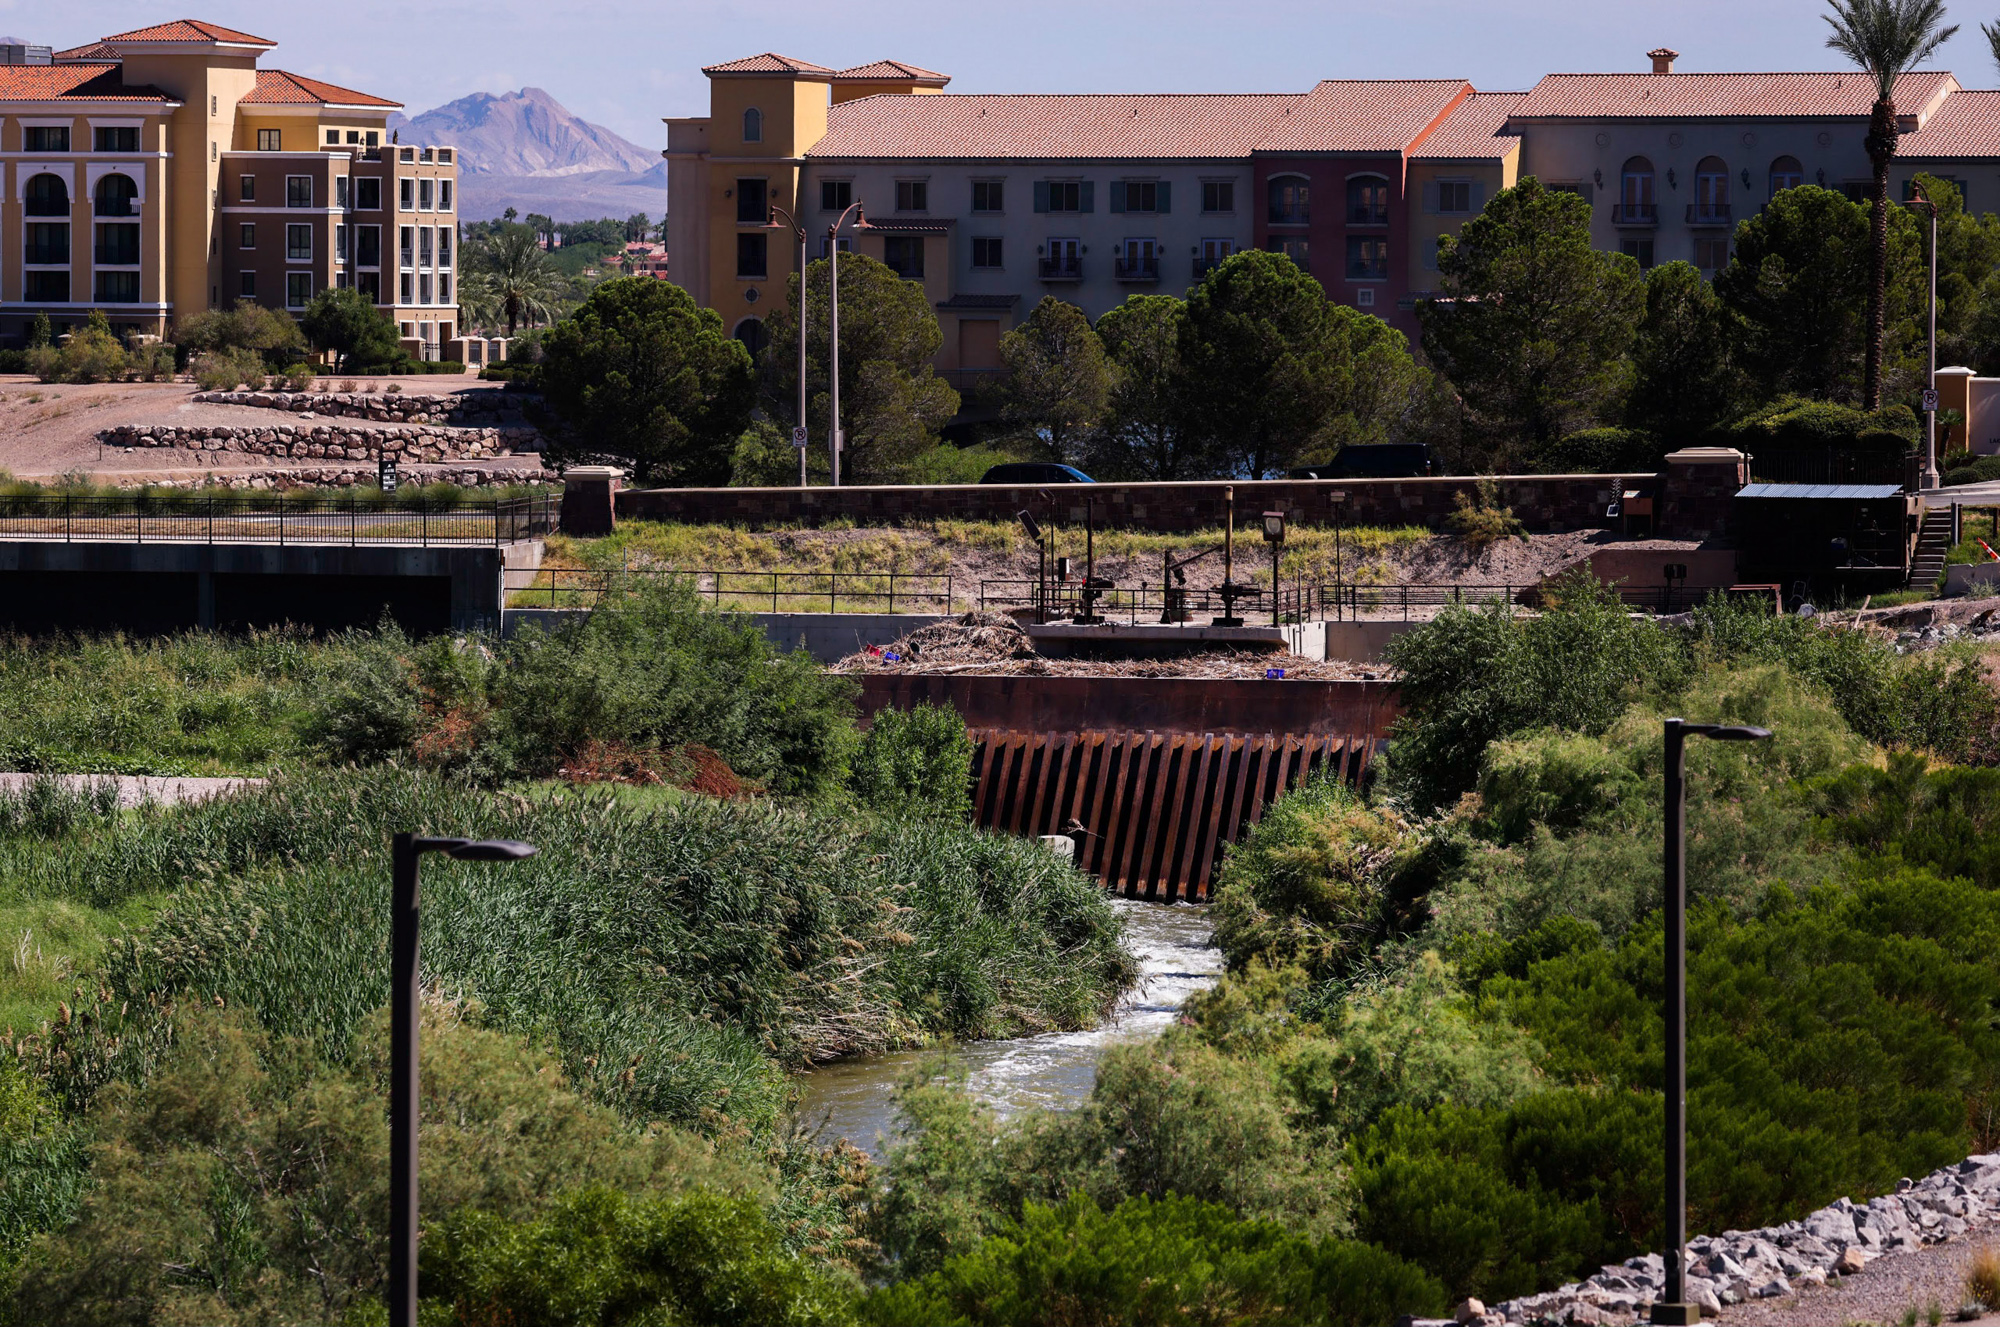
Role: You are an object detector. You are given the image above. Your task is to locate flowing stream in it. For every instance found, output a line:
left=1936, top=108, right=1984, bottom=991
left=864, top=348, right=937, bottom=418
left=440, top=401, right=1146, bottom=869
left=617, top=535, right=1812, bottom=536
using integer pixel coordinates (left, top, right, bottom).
left=796, top=897, right=1223, bottom=1156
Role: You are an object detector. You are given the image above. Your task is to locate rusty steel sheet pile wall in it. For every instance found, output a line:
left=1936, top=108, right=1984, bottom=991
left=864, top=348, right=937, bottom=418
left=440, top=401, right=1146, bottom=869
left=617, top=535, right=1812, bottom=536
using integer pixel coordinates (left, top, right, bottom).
left=618, top=474, right=1648, bottom=534
left=857, top=674, right=1403, bottom=900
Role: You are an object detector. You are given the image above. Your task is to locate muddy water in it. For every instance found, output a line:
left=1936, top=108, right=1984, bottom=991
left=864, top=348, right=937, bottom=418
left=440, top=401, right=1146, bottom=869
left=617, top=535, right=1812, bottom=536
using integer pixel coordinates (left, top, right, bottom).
left=795, top=897, right=1223, bottom=1157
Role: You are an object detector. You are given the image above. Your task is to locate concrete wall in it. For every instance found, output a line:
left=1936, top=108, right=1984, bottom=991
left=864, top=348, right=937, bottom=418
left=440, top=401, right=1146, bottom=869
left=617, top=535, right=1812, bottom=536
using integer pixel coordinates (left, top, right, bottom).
left=620, top=473, right=1646, bottom=534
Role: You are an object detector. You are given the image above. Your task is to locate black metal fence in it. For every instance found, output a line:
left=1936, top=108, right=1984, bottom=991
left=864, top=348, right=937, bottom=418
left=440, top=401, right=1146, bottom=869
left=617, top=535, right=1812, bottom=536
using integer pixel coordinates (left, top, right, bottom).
left=0, top=493, right=555, bottom=546
left=506, top=566, right=954, bottom=613
left=980, top=578, right=1776, bottom=622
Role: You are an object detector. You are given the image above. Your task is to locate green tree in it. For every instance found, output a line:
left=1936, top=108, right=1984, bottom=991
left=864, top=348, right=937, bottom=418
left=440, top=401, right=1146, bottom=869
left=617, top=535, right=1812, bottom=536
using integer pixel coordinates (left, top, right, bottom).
left=539, top=277, right=756, bottom=485
left=758, top=253, right=959, bottom=482
left=1180, top=249, right=1340, bottom=477
left=1093, top=294, right=1206, bottom=478
left=1715, top=185, right=1922, bottom=402
left=998, top=296, right=1110, bottom=466
left=461, top=224, right=568, bottom=335
left=1322, top=303, right=1433, bottom=457
left=502, top=206, right=518, bottom=223
left=624, top=212, right=652, bottom=243
left=1905, top=172, right=2000, bottom=376
left=1626, top=261, right=1743, bottom=440
left=524, top=211, right=556, bottom=251
left=1420, top=177, right=1644, bottom=465
left=1823, top=0, right=1959, bottom=408
left=298, top=286, right=402, bottom=370
left=25, top=312, right=51, bottom=349
left=173, top=299, right=308, bottom=370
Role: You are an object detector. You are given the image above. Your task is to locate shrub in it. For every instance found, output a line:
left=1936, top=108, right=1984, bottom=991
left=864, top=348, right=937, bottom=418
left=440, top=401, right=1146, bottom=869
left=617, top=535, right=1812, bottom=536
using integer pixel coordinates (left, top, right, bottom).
left=1968, top=1247, right=2000, bottom=1311
left=25, top=313, right=51, bottom=349
left=277, top=360, right=316, bottom=390
left=127, top=341, right=176, bottom=382
left=0, top=349, right=27, bottom=374
left=1444, top=476, right=1527, bottom=550
left=28, top=315, right=126, bottom=384
left=1533, top=427, right=1663, bottom=475
left=864, top=1193, right=1447, bottom=1327
left=849, top=702, right=974, bottom=820
left=191, top=347, right=268, bottom=391
left=423, top=1187, right=856, bottom=1327
left=173, top=300, right=307, bottom=371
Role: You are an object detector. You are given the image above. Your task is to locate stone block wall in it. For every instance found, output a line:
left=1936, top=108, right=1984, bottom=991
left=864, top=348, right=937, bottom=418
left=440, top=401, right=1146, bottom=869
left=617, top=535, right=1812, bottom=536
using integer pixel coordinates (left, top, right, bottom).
left=617, top=475, right=1650, bottom=534
left=100, top=423, right=520, bottom=464
left=189, top=389, right=541, bottom=430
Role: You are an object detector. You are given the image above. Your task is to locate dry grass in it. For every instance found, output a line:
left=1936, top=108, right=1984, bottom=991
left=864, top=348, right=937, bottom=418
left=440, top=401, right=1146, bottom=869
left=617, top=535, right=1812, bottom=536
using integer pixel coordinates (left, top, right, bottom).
left=1965, top=1246, right=2000, bottom=1309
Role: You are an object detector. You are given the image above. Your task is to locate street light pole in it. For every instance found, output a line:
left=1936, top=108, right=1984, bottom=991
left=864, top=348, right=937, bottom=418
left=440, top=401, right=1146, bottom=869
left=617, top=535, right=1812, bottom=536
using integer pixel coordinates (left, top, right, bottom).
left=826, top=200, right=865, bottom=487
left=769, top=203, right=809, bottom=488
left=1909, top=183, right=1941, bottom=491
left=1652, top=719, right=1771, bottom=1327
left=389, top=832, right=536, bottom=1327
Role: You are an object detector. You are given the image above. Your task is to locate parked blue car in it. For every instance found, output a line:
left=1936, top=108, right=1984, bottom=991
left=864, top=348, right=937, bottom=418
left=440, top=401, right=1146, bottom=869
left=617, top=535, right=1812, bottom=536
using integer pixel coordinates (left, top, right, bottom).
left=979, top=462, right=1095, bottom=484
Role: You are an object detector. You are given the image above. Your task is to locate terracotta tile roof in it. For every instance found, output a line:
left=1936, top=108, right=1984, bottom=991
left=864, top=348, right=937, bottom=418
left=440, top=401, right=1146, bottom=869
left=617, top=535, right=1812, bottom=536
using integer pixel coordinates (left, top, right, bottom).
left=1512, top=70, right=1956, bottom=120
left=99, top=19, right=275, bottom=46
left=0, top=63, right=175, bottom=102
left=1250, top=79, right=1470, bottom=154
left=53, top=41, right=119, bottom=61
left=243, top=68, right=400, bottom=108
left=811, top=92, right=1305, bottom=160
left=1410, top=91, right=1526, bottom=160
left=1897, top=90, right=2000, bottom=157
left=702, top=52, right=835, bottom=77
left=833, top=60, right=949, bottom=84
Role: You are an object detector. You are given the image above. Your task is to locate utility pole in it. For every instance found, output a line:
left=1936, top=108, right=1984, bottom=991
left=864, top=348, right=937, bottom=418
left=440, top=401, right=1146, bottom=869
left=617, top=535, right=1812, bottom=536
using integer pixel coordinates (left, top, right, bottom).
left=769, top=203, right=809, bottom=487
left=1910, top=182, right=1941, bottom=491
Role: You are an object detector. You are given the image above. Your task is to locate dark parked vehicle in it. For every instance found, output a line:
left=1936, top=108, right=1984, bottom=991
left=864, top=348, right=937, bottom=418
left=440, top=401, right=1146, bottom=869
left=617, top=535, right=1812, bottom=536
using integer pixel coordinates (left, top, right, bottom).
left=1289, top=443, right=1432, bottom=480
left=979, top=462, right=1095, bottom=484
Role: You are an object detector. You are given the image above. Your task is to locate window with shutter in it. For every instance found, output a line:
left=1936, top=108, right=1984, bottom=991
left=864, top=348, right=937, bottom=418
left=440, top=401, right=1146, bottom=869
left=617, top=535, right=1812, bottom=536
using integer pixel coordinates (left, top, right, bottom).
left=1156, top=182, right=1170, bottom=214
left=1109, top=181, right=1126, bottom=213
left=1079, top=181, right=1094, bottom=213
left=1034, top=181, right=1050, bottom=212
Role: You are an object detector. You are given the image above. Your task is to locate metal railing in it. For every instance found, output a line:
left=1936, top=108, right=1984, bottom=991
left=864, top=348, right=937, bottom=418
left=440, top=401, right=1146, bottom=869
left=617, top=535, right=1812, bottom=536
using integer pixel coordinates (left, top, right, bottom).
left=1686, top=203, right=1732, bottom=225
left=94, top=243, right=140, bottom=265
left=0, top=493, right=555, bottom=547
left=1114, top=254, right=1159, bottom=280
left=94, top=198, right=135, bottom=217
left=506, top=566, right=955, bottom=613
left=1611, top=203, right=1659, bottom=226
left=979, top=578, right=1752, bottom=623
left=24, top=199, right=68, bottom=217
left=1038, top=256, right=1082, bottom=280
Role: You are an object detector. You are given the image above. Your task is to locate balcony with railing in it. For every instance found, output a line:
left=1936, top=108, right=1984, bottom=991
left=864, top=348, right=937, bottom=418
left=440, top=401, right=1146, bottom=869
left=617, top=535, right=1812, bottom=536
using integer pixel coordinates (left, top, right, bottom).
left=1685, top=203, right=1733, bottom=226
left=94, top=241, right=140, bottom=266
left=1038, top=255, right=1082, bottom=281
left=93, top=197, right=134, bottom=218
left=25, top=241, right=69, bottom=266
left=1114, top=253, right=1159, bottom=281
left=1346, top=204, right=1389, bottom=226
left=1611, top=203, right=1659, bottom=227
left=25, top=197, right=69, bottom=218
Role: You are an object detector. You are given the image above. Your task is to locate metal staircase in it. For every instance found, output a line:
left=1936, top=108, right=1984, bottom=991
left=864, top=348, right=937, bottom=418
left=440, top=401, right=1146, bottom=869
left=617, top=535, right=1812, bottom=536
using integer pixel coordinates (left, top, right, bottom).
left=1909, top=506, right=1955, bottom=589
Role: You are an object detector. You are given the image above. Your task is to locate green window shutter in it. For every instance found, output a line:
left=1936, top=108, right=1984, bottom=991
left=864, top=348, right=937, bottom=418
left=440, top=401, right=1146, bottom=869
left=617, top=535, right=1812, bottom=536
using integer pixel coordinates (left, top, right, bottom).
left=1080, top=181, right=1094, bottom=213
left=1422, top=182, right=1439, bottom=214
left=1470, top=182, right=1486, bottom=210
left=1034, top=181, right=1049, bottom=213
left=1110, top=181, right=1126, bottom=213
left=1156, top=181, right=1170, bottom=213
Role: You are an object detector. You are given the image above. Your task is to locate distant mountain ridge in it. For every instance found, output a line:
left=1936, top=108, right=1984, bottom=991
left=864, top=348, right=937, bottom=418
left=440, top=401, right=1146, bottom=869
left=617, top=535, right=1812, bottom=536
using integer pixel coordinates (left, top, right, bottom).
left=390, top=87, right=667, bottom=222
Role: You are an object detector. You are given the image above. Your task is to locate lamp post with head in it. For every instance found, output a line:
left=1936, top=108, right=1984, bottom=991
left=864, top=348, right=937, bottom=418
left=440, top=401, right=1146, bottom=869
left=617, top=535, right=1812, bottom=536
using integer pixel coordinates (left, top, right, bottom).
left=389, top=833, right=536, bottom=1327
left=768, top=203, right=809, bottom=488
left=826, top=200, right=865, bottom=487
left=1262, top=511, right=1286, bottom=626
left=1651, top=720, right=1771, bottom=1327
left=1908, top=182, right=1941, bottom=491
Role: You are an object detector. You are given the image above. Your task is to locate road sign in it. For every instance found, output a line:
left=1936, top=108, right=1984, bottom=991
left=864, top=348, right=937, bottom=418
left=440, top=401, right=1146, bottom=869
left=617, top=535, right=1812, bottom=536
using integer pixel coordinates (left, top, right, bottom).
left=791, top=425, right=808, bottom=449
left=378, top=457, right=398, bottom=494
left=1922, top=388, right=1940, bottom=412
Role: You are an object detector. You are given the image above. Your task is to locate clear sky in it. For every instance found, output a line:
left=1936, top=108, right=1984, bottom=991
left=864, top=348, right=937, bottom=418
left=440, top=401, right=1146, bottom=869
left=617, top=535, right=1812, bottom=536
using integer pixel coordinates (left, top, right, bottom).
left=30, top=0, right=2000, bottom=149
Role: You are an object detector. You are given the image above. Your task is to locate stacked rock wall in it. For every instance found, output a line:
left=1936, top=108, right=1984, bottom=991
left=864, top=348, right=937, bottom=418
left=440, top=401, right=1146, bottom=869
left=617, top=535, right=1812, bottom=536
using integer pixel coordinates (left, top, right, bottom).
left=133, top=465, right=544, bottom=491
left=100, top=423, right=511, bottom=463
left=188, top=389, right=540, bottom=429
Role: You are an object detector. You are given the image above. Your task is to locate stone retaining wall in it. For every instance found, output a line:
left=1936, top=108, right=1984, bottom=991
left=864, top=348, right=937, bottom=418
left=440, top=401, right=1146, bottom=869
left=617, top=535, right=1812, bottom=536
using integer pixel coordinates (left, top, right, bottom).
left=100, top=423, right=525, bottom=463
left=189, top=389, right=539, bottom=428
left=127, top=464, right=545, bottom=491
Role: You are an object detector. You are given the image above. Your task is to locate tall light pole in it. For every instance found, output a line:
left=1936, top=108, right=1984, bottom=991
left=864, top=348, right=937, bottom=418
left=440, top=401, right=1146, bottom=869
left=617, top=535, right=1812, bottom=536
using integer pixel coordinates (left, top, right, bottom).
left=768, top=203, right=809, bottom=488
left=1651, top=720, right=1770, bottom=1327
left=1911, top=183, right=1942, bottom=491
left=389, top=833, right=536, bottom=1327
left=826, top=200, right=865, bottom=487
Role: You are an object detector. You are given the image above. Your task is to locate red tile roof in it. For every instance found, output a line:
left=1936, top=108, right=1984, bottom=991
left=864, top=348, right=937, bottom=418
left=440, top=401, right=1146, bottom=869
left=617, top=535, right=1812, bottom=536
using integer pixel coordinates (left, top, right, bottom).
left=52, top=41, right=119, bottom=61
left=1513, top=70, right=1956, bottom=120
left=0, top=62, right=175, bottom=102
left=1410, top=91, right=1526, bottom=161
left=702, top=52, right=835, bottom=77
left=99, top=18, right=275, bottom=46
left=243, top=68, right=399, bottom=108
left=1252, top=79, right=1472, bottom=154
left=1897, top=90, right=2000, bottom=157
left=811, top=93, right=1305, bottom=160
left=833, top=60, right=949, bottom=84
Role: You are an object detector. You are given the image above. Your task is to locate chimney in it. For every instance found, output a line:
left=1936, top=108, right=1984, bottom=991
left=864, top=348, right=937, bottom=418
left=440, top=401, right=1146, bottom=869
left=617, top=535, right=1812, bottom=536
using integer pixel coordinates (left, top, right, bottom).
left=1648, top=47, right=1679, bottom=74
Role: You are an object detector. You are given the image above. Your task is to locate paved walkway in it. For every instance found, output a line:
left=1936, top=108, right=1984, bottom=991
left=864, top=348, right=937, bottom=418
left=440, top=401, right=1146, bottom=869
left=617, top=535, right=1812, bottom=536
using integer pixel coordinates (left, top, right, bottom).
left=0, top=773, right=263, bottom=807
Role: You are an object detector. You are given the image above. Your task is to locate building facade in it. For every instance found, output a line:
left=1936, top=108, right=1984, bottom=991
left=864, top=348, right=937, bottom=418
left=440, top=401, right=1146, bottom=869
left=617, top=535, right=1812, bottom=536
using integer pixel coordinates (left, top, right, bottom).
left=666, top=47, right=2000, bottom=365
left=3, top=19, right=458, bottom=354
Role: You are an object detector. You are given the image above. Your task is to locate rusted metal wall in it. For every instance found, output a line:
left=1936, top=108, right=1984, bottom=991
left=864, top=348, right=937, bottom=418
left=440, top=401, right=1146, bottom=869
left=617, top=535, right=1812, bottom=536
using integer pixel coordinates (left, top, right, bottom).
left=855, top=674, right=1402, bottom=739
left=971, top=728, right=1376, bottom=901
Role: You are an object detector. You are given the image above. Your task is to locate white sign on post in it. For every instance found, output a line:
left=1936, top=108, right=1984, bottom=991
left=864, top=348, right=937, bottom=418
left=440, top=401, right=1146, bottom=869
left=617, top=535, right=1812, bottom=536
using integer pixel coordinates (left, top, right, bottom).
left=1922, top=388, right=1940, bottom=412
left=791, top=426, right=809, bottom=449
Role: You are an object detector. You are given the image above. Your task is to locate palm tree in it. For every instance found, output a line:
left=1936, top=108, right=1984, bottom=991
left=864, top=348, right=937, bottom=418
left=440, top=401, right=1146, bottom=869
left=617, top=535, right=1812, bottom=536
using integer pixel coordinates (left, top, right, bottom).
left=1823, top=0, right=1958, bottom=409
left=460, top=226, right=568, bottom=336
left=1985, top=16, right=2000, bottom=71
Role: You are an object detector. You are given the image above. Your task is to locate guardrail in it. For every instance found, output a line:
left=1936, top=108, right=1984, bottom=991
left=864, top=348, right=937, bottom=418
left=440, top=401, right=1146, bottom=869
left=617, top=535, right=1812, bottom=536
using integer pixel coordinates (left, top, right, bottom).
left=506, top=566, right=955, bottom=613
left=0, top=493, right=555, bottom=546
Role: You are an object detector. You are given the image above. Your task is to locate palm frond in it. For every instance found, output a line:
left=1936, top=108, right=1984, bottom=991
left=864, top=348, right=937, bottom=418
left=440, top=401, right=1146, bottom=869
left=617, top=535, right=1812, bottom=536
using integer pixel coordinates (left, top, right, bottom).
left=1822, top=0, right=1959, bottom=103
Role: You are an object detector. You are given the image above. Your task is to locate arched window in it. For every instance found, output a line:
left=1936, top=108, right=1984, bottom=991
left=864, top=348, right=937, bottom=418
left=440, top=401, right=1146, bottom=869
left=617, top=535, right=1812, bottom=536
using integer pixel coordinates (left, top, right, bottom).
left=94, top=172, right=138, bottom=218
left=1618, top=156, right=1655, bottom=222
left=1267, top=174, right=1308, bottom=225
left=742, top=107, right=763, bottom=144
left=734, top=317, right=767, bottom=359
left=1769, top=155, right=1804, bottom=195
left=1346, top=174, right=1389, bottom=225
left=24, top=172, right=69, bottom=217
left=1694, top=155, right=1729, bottom=222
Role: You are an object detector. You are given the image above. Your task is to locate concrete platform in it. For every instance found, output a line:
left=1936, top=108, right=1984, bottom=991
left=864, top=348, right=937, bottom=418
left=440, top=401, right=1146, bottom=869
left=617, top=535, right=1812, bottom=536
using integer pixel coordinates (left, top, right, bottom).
left=1028, top=620, right=1326, bottom=659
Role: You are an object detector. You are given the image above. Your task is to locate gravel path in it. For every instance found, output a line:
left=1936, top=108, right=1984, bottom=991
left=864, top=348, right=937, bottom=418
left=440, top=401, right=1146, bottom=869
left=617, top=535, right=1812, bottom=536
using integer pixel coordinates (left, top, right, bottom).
left=1717, top=1230, right=2000, bottom=1326
left=0, top=773, right=263, bottom=807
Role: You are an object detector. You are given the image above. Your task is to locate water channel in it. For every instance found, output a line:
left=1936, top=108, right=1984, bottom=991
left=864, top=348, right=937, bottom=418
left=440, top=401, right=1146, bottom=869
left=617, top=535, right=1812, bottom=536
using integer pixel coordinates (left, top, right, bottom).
left=796, top=897, right=1223, bottom=1156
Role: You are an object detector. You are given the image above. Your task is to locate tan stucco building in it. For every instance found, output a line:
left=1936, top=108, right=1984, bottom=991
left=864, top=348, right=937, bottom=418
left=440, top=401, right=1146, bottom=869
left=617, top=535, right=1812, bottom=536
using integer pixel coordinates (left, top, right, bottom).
left=5, top=19, right=459, bottom=354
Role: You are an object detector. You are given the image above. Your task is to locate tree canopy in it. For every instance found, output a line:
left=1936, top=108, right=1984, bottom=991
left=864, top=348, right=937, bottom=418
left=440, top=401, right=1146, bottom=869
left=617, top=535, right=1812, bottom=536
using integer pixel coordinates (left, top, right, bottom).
left=299, top=286, right=403, bottom=372
left=538, top=277, right=756, bottom=485
left=999, top=297, right=1111, bottom=467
